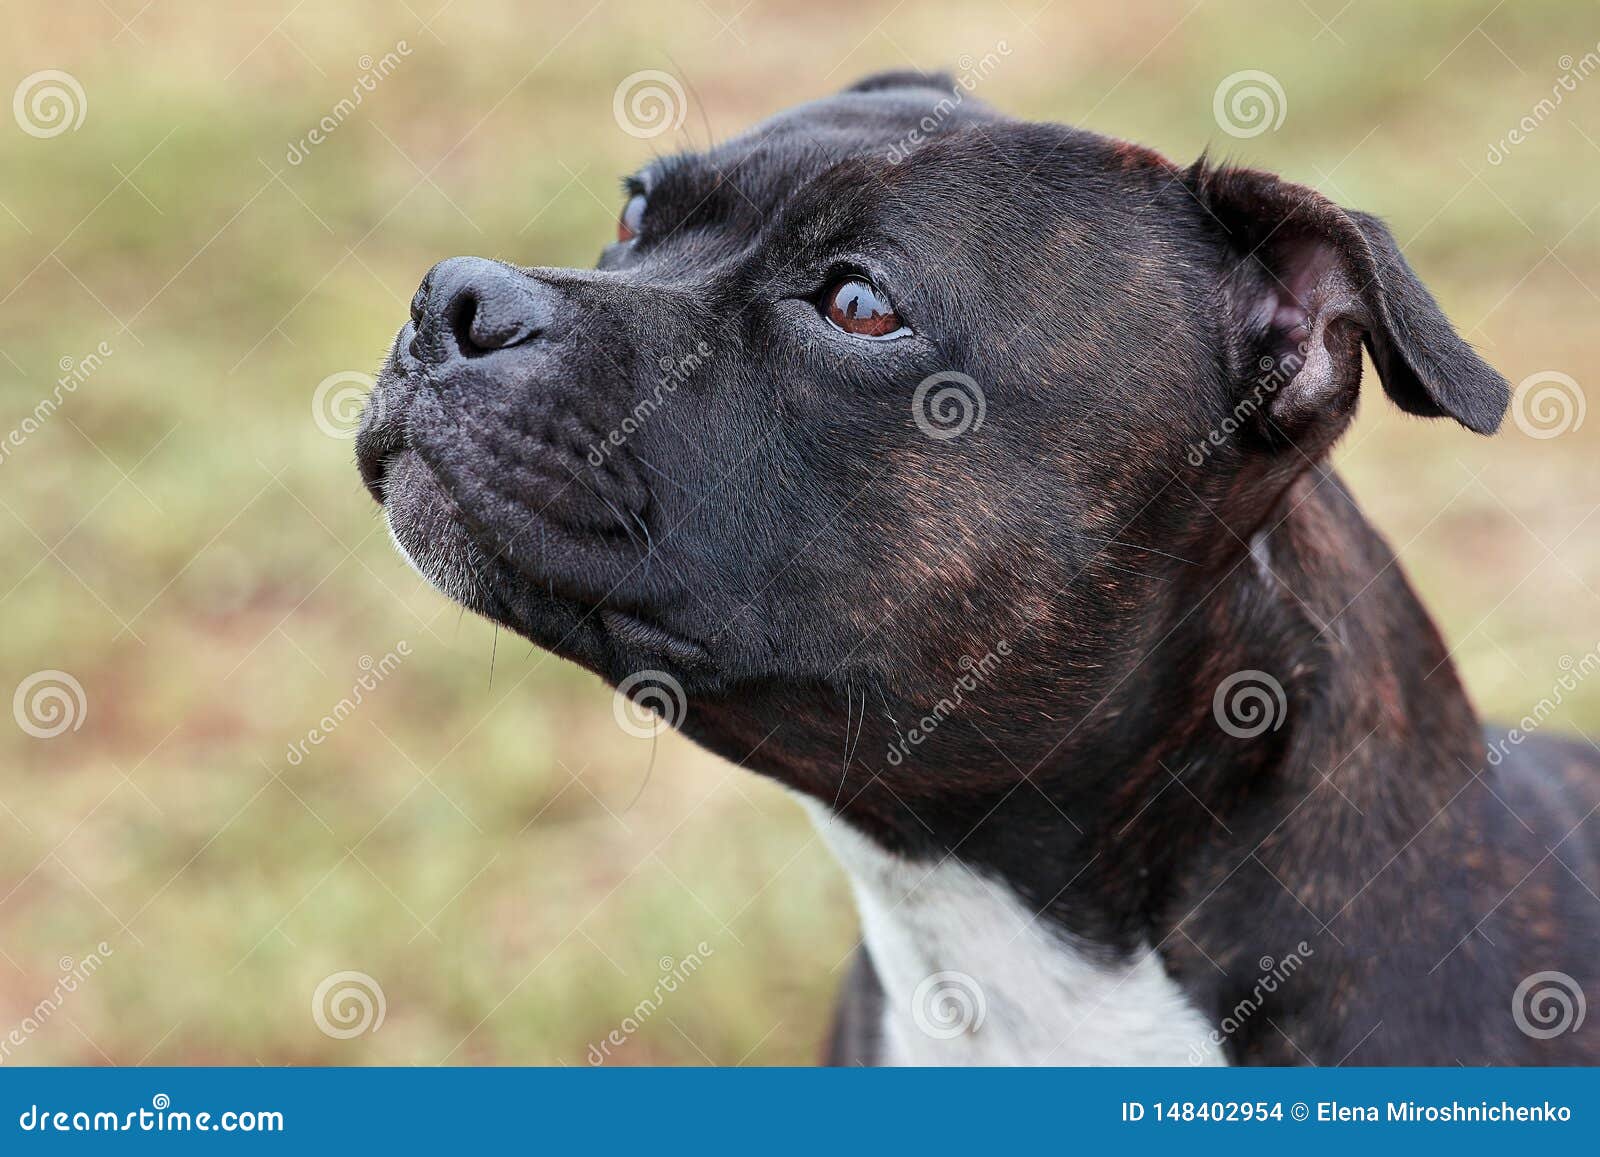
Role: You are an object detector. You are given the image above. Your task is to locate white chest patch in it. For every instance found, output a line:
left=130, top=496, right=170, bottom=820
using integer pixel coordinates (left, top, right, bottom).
left=800, top=800, right=1225, bottom=1066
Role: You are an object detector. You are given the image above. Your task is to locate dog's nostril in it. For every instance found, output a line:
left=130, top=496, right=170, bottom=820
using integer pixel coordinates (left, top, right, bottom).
left=410, top=256, right=553, bottom=362
left=446, top=287, right=485, bottom=354
left=456, top=283, right=546, bottom=354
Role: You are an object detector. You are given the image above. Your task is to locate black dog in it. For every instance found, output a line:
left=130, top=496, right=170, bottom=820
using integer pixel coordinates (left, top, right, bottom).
left=356, top=73, right=1599, bottom=1065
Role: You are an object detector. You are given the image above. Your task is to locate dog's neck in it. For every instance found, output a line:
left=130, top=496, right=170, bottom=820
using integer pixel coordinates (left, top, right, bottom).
left=810, top=470, right=1486, bottom=1059
left=1093, top=468, right=1483, bottom=935
left=829, top=471, right=1479, bottom=910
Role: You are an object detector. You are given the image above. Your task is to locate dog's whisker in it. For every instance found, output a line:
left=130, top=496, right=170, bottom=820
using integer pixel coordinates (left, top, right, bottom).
left=874, top=683, right=900, bottom=734
left=848, top=684, right=867, bottom=773
left=633, top=511, right=655, bottom=586
left=630, top=453, right=688, bottom=493
left=1097, top=561, right=1167, bottom=583
left=1102, top=539, right=1200, bottom=566
left=663, top=50, right=716, bottom=153
left=620, top=727, right=658, bottom=815
left=832, top=683, right=856, bottom=811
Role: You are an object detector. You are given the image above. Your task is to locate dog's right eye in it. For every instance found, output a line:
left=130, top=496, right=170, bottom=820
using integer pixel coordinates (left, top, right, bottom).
left=617, top=193, right=647, bottom=243
left=822, top=276, right=906, bottom=339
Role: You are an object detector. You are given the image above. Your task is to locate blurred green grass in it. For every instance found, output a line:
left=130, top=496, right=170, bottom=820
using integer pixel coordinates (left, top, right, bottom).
left=0, top=0, right=1597, bottom=1064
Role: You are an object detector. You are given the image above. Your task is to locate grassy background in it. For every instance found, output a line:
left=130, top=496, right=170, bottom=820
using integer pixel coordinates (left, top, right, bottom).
left=0, top=0, right=1597, bottom=1065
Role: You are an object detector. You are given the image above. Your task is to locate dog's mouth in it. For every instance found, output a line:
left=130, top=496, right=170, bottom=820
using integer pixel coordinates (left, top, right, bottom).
left=357, top=377, right=712, bottom=678
left=353, top=256, right=738, bottom=684
left=376, top=447, right=502, bottom=615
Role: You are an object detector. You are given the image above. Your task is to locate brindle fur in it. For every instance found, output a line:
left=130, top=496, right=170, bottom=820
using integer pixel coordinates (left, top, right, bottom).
left=358, top=72, right=1599, bottom=1065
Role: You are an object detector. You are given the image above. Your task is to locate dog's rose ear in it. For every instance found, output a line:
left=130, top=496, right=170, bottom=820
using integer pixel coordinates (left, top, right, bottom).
left=1189, top=162, right=1509, bottom=440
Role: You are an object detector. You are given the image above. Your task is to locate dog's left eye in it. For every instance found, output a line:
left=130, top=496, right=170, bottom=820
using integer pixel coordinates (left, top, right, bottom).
left=617, top=193, right=646, bottom=243
left=822, top=277, right=906, bottom=338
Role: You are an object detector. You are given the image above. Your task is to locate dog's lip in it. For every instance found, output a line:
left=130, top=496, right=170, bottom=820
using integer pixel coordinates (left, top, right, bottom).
left=355, top=392, right=408, bottom=506
left=364, top=341, right=709, bottom=670
left=379, top=440, right=711, bottom=669
left=357, top=436, right=400, bottom=504
left=356, top=324, right=429, bottom=503
left=600, top=607, right=711, bottom=667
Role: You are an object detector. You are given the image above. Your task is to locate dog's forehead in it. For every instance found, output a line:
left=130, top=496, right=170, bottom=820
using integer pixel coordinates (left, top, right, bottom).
left=682, top=87, right=1003, bottom=206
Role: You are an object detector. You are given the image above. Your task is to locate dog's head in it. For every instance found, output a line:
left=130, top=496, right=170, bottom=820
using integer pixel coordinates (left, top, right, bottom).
left=356, top=73, right=1508, bottom=827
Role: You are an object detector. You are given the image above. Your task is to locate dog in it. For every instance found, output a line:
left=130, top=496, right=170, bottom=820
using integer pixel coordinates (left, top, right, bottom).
left=355, top=72, right=1599, bottom=1066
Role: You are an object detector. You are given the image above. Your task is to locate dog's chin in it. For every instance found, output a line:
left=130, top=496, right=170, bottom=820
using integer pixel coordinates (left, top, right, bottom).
left=382, top=450, right=498, bottom=615
left=379, top=448, right=714, bottom=679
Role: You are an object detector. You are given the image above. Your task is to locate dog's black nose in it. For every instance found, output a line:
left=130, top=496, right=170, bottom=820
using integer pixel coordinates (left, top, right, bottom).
left=408, top=256, right=555, bottom=363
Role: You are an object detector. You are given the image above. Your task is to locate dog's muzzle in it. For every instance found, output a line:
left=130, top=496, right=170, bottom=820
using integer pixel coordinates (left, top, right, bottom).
left=357, top=256, right=560, bottom=501
left=355, top=251, right=671, bottom=647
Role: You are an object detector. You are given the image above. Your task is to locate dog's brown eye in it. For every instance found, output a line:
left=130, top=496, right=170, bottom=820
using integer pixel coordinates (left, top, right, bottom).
left=618, top=193, right=646, bottom=243
left=823, top=277, right=904, bottom=338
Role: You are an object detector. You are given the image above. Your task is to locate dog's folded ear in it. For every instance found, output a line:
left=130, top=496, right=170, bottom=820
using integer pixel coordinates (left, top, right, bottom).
left=1188, top=162, right=1509, bottom=443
